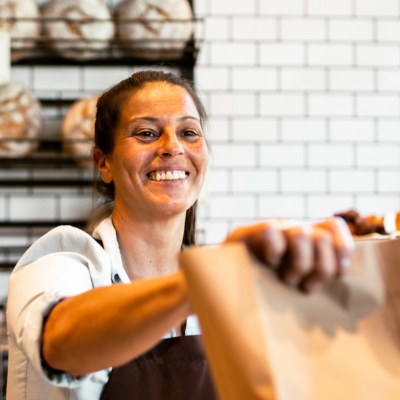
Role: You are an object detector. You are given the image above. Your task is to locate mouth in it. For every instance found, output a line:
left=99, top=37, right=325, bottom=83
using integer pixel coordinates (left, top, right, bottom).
left=148, top=170, right=189, bottom=182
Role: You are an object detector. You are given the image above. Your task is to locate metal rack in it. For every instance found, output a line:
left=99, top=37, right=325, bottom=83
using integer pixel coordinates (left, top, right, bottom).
left=0, top=3, right=201, bottom=269
left=2, top=14, right=203, bottom=80
left=0, top=221, right=88, bottom=269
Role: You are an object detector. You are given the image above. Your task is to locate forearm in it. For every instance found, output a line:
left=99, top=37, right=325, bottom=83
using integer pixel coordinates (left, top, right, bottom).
left=42, top=270, right=191, bottom=376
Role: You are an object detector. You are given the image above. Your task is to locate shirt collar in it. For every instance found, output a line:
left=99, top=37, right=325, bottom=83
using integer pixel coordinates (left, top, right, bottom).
left=92, top=216, right=131, bottom=284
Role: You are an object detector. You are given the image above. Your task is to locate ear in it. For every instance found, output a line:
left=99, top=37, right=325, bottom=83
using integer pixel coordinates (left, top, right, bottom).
left=92, top=147, right=113, bottom=184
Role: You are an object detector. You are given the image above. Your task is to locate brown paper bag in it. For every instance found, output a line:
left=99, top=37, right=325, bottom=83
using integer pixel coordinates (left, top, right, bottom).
left=179, top=239, right=400, bottom=400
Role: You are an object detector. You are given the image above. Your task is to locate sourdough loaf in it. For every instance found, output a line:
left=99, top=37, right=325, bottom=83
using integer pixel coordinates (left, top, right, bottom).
left=62, top=94, right=98, bottom=168
left=115, top=0, right=194, bottom=60
left=42, top=0, right=115, bottom=60
left=0, top=0, right=40, bottom=61
left=0, top=82, right=43, bottom=157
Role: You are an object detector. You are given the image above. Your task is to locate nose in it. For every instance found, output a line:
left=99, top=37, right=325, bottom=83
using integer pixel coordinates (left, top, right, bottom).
left=158, top=131, right=184, bottom=157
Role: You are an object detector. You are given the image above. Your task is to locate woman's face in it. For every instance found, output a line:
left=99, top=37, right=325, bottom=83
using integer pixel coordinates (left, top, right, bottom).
left=97, top=81, right=208, bottom=220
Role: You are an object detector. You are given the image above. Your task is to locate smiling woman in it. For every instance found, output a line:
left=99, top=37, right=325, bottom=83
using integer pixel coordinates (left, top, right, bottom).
left=91, top=71, right=208, bottom=247
left=6, top=70, right=354, bottom=399
left=93, top=79, right=208, bottom=246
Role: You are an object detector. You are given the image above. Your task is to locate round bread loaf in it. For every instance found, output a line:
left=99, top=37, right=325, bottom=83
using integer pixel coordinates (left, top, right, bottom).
left=115, top=0, right=194, bottom=60
left=62, top=94, right=98, bottom=168
left=0, top=0, right=41, bottom=62
left=42, top=0, right=115, bottom=60
left=0, top=82, right=43, bottom=157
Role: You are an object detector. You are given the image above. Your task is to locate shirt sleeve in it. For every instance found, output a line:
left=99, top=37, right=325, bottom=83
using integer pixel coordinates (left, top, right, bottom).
left=7, top=226, right=112, bottom=388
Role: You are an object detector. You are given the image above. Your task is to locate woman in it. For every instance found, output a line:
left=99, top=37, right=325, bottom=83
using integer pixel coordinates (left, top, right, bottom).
left=6, top=70, right=353, bottom=399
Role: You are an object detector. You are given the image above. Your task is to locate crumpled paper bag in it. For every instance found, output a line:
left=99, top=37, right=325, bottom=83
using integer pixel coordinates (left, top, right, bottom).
left=179, top=239, right=400, bottom=400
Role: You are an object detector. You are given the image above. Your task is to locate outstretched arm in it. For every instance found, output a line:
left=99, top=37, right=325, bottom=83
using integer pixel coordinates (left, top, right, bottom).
left=42, top=270, right=190, bottom=376
left=42, top=218, right=353, bottom=376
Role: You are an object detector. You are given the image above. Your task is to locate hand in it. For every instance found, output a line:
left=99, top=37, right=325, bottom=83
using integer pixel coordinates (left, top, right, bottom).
left=224, top=217, right=354, bottom=294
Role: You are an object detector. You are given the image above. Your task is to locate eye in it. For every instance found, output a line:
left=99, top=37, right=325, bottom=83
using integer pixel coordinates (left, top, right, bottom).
left=132, top=130, right=159, bottom=142
left=138, top=131, right=156, bottom=137
left=183, top=130, right=197, bottom=136
left=181, top=129, right=202, bottom=142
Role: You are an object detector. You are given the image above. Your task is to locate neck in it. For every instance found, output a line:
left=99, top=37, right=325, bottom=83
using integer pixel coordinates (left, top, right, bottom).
left=112, top=209, right=186, bottom=280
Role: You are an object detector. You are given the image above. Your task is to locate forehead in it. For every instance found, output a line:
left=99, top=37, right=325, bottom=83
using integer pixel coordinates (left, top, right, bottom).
left=120, top=82, right=200, bottom=122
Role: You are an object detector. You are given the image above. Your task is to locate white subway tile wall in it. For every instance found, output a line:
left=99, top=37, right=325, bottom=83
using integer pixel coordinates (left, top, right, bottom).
left=307, top=194, right=354, bottom=218
left=195, top=0, right=400, bottom=243
left=330, top=170, right=375, bottom=192
left=60, top=196, right=93, bottom=221
left=355, top=0, right=399, bottom=17
left=378, top=170, right=400, bottom=191
left=259, top=194, right=306, bottom=219
left=5, top=0, right=400, bottom=253
left=9, top=196, right=57, bottom=221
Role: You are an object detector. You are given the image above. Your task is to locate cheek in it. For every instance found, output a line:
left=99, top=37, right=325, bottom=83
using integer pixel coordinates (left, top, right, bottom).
left=192, top=143, right=209, bottom=171
left=118, top=147, right=148, bottom=175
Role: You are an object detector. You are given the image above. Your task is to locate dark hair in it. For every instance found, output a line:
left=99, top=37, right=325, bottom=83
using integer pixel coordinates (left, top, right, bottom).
left=91, top=69, right=208, bottom=246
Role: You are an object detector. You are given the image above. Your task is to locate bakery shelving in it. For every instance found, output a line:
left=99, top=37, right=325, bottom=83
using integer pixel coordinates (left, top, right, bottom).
left=0, top=221, right=88, bottom=269
left=0, top=1, right=202, bottom=269
left=0, top=138, right=93, bottom=169
left=4, top=14, right=203, bottom=81
left=0, top=94, right=96, bottom=269
left=0, top=177, right=93, bottom=187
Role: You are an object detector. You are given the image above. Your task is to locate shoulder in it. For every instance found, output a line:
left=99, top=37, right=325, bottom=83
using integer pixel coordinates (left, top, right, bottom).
left=15, top=225, right=106, bottom=271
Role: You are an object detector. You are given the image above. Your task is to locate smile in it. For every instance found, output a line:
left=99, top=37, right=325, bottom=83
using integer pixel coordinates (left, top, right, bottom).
left=148, top=170, right=188, bottom=182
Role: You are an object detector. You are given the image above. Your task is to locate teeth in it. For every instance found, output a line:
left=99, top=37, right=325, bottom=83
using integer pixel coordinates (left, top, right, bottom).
left=149, top=170, right=187, bottom=182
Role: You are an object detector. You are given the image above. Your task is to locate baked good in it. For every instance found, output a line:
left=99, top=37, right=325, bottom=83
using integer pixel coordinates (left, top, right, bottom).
left=0, top=0, right=41, bottom=62
left=0, top=82, right=43, bottom=157
left=41, top=0, right=115, bottom=60
left=334, top=209, right=386, bottom=235
left=62, top=94, right=98, bottom=168
left=115, top=0, right=194, bottom=60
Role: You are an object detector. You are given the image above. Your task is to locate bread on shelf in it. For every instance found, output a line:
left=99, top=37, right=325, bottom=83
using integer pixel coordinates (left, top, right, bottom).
left=0, top=81, right=43, bottom=157
left=0, top=0, right=41, bottom=62
left=115, top=0, right=194, bottom=60
left=41, top=0, right=115, bottom=61
left=62, top=94, right=98, bottom=168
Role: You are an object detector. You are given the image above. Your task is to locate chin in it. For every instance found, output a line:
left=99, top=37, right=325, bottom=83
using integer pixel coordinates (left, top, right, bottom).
left=155, top=200, right=194, bottom=217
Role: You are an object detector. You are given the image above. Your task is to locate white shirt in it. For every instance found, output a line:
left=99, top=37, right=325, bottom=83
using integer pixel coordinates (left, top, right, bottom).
left=6, top=217, right=201, bottom=400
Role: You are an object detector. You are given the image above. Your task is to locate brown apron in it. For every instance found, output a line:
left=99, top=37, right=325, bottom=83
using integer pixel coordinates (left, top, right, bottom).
left=100, top=335, right=218, bottom=400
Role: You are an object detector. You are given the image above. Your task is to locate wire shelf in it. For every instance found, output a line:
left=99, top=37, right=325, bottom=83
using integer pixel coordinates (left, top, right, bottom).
left=0, top=220, right=88, bottom=269
left=1, top=16, right=204, bottom=69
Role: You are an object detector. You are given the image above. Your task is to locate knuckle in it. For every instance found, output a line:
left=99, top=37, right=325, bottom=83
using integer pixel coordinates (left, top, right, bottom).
left=314, top=229, right=332, bottom=247
left=291, top=259, right=313, bottom=275
left=287, top=226, right=311, bottom=243
left=316, top=263, right=336, bottom=280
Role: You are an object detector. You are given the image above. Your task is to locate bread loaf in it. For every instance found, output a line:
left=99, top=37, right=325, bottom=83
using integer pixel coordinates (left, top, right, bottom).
left=42, top=0, right=115, bottom=60
left=115, top=0, right=194, bottom=60
left=62, top=94, right=98, bottom=168
left=0, top=82, right=43, bottom=157
left=0, top=0, right=40, bottom=62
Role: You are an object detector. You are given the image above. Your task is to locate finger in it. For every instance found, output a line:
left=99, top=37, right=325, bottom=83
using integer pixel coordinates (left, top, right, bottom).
left=224, top=220, right=287, bottom=267
left=300, top=228, right=337, bottom=293
left=313, top=217, right=354, bottom=275
left=280, top=225, right=314, bottom=288
left=258, top=222, right=287, bottom=267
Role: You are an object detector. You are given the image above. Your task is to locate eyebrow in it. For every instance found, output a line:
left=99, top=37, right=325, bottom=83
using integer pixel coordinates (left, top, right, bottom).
left=128, top=116, right=201, bottom=125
